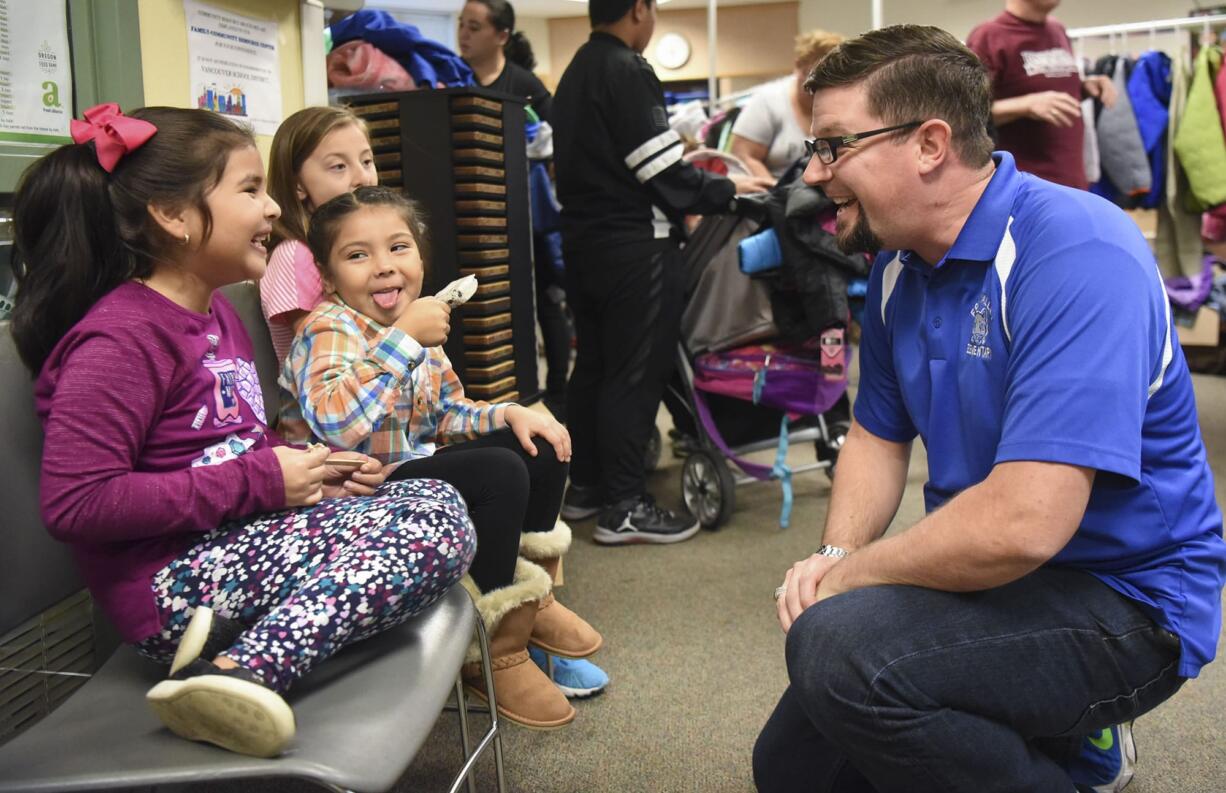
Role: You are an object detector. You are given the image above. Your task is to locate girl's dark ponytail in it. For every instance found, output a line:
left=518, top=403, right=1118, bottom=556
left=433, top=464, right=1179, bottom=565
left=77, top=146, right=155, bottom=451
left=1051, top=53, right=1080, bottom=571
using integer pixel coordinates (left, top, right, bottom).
left=11, top=143, right=129, bottom=374
left=504, top=31, right=536, bottom=72
left=10, top=107, right=254, bottom=374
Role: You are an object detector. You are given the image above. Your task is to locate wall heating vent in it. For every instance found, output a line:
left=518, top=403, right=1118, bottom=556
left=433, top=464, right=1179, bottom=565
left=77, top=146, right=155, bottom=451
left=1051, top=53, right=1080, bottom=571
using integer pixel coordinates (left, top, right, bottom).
left=0, top=590, right=95, bottom=745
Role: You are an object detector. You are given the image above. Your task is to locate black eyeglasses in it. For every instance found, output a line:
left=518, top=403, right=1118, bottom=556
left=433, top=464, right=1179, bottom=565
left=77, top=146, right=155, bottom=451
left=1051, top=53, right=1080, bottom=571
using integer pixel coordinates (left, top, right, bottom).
left=803, top=121, right=924, bottom=165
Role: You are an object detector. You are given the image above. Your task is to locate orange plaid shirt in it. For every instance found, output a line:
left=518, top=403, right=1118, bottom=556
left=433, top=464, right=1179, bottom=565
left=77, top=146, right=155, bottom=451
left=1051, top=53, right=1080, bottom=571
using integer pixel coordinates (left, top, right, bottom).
left=277, top=299, right=510, bottom=463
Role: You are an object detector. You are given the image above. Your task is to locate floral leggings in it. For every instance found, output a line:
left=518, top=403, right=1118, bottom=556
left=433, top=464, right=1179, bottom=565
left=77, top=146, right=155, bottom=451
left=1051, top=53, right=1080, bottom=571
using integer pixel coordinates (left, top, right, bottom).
left=134, top=479, right=476, bottom=693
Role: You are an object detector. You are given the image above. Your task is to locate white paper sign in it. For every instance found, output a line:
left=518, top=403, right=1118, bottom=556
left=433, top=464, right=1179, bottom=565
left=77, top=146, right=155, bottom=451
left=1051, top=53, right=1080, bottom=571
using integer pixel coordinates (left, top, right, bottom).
left=0, top=0, right=72, bottom=144
left=184, top=0, right=282, bottom=136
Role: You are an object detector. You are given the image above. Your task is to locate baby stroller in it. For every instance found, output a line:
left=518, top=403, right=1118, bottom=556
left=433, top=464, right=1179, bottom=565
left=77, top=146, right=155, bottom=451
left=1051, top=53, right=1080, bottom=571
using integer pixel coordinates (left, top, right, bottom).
left=666, top=163, right=869, bottom=530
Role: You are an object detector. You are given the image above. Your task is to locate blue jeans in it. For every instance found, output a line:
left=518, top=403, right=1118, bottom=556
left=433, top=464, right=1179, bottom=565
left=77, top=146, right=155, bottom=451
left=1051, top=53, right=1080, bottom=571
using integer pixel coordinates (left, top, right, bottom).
left=753, top=568, right=1184, bottom=793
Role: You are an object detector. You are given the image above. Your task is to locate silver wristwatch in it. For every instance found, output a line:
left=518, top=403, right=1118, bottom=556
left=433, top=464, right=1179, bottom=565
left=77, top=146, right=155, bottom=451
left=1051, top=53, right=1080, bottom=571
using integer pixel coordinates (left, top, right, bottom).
left=815, top=544, right=849, bottom=559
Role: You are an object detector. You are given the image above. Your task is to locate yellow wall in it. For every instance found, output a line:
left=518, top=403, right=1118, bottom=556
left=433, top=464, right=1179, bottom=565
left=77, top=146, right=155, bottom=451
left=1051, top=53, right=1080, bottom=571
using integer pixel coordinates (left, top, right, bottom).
left=137, top=0, right=305, bottom=163
left=549, top=2, right=798, bottom=85
left=517, top=16, right=553, bottom=88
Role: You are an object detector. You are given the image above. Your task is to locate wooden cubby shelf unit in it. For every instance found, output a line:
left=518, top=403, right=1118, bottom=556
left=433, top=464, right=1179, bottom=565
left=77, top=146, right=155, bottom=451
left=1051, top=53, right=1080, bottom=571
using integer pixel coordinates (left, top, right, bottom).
left=346, top=87, right=540, bottom=406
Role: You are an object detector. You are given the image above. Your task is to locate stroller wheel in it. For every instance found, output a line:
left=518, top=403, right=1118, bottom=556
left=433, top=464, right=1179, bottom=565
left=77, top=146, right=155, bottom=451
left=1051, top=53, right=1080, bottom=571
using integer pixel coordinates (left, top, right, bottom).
left=681, top=451, right=736, bottom=530
left=644, top=426, right=662, bottom=472
left=815, top=420, right=850, bottom=482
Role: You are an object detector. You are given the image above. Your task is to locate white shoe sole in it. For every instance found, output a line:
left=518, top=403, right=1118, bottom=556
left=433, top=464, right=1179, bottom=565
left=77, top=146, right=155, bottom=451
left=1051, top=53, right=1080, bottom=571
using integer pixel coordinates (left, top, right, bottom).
left=146, top=675, right=296, bottom=757
left=1090, top=721, right=1137, bottom=793
left=592, top=521, right=701, bottom=545
left=555, top=681, right=607, bottom=698
left=169, top=606, right=214, bottom=676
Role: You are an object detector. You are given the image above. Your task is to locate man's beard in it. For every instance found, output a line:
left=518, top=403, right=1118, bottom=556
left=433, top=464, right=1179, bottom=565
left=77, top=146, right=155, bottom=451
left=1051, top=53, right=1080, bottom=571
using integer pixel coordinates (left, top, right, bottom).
left=836, top=207, right=884, bottom=257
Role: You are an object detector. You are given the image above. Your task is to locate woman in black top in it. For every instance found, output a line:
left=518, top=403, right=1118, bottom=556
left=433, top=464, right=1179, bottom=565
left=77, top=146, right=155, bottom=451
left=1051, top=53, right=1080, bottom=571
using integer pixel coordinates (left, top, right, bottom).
left=457, top=0, right=552, bottom=124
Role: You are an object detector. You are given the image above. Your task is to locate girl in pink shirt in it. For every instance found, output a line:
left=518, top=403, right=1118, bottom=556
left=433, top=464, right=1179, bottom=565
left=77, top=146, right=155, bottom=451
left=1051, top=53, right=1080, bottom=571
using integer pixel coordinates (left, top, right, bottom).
left=12, top=104, right=475, bottom=758
left=260, top=106, right=378, bottom=365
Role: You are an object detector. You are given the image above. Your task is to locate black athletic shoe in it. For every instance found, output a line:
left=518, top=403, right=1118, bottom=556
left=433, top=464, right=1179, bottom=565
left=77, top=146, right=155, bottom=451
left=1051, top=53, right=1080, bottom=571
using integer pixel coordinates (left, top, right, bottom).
left=561, top=483, right=604, bottom=521
left=593, top=495, right=701, bottom=546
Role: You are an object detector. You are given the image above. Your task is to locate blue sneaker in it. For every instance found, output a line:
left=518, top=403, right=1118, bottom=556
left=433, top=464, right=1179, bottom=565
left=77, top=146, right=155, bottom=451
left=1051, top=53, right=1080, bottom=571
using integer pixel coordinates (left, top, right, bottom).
left=1067, top=722, right=1136, bottom=792
left=528, top=647, right=609, bottom=698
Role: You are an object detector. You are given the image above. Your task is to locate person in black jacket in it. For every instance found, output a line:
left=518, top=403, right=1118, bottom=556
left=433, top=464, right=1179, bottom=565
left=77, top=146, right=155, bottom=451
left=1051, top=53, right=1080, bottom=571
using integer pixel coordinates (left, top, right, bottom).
left=553, top=0, right=773, bottom=544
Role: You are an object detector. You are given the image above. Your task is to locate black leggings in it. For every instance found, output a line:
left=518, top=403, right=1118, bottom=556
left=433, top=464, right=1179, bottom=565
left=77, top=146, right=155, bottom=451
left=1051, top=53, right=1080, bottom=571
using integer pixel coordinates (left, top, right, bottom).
left=389, top=429, right=567, bottom=592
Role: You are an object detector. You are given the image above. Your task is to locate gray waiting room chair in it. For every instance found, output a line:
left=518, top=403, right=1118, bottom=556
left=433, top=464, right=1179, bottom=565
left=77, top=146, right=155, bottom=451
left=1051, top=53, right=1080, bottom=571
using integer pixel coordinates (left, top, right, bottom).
left=0, top=308, right=505, bottom=792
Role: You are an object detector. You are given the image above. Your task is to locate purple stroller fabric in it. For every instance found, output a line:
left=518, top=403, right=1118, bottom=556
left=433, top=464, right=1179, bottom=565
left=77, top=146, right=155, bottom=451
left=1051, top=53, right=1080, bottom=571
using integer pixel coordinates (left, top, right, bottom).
left=693, top=343, right=845, bottom=416
left=690, top=342, right=847, bottom=527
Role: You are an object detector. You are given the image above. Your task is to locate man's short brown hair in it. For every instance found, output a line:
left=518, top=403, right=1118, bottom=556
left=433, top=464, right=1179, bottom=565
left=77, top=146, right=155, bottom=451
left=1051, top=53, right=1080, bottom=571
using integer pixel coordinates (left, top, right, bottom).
left=804, top=25, right=994, bottom=167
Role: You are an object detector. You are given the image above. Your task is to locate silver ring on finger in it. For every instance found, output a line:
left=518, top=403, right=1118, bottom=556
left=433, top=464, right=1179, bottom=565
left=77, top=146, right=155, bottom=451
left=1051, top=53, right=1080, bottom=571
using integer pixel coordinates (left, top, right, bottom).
left=774, top=585, right=787, bottom=601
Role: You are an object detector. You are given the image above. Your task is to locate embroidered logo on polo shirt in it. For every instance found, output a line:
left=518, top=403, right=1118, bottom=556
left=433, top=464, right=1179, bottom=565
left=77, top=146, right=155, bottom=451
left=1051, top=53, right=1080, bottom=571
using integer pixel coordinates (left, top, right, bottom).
left=967, top=294, right=993, bottom=360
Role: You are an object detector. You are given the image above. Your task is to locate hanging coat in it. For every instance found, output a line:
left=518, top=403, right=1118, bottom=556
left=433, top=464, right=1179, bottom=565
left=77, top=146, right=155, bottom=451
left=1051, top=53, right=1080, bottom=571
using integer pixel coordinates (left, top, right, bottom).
left=1082, top=98, right=1101, bottom=184
left=1217, top=48, right=1226, bottom=136
left=330, top=10, right=474, bottom=89
left=1096, top=57, right=1152, bottom=199
left=1173, top=45, right=1226, bottom=210
left=1155, top=49, right=1207, bottom=280
left=1127, top=51, right=1172, bottom=210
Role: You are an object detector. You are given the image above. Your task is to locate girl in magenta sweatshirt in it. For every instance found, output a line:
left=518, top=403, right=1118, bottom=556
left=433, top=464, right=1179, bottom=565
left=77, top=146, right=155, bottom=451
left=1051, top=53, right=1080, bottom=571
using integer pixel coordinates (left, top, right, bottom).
left=11, top=104, right=475, bottom=758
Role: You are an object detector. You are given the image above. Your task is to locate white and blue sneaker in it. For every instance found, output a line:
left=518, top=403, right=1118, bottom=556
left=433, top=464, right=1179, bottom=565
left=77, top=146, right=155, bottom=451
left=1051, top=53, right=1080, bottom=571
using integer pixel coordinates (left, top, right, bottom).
left=1068, top=722, right=1136, bottom=792
left=528, top=646, right=609, bottom=698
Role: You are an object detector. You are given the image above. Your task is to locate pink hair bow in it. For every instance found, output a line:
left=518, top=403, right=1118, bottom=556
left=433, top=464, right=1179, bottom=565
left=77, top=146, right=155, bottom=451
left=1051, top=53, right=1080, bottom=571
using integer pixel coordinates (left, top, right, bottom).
left=70, top=103, right=157, bottom=173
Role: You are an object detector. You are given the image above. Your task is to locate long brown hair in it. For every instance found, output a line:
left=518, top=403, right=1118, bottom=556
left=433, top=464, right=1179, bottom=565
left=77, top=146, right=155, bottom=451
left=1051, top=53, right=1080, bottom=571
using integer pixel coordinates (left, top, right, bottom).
left=266, top=105, right=370, bottom=249
left=11, top=107, right=254, bottom=372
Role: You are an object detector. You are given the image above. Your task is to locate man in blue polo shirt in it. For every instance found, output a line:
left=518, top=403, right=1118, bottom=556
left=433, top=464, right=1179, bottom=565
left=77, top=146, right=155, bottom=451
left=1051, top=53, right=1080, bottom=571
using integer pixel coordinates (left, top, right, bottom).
left=755, top=25, right=1225, bottom=793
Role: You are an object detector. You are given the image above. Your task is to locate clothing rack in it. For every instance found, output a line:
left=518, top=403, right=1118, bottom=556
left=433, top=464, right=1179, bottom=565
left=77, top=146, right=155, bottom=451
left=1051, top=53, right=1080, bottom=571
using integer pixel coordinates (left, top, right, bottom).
left=709, top=85, right=759, bottom=110
left=1067, top=14, right=1226, bottom=65
left=1066, top=13, right=1226, bottom=40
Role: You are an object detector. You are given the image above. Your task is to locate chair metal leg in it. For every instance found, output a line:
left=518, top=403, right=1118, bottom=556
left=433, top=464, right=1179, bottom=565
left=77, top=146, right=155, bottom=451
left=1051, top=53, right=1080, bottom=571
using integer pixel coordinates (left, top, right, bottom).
left=454, top=676, right=477, bottom=793
left=472, top=612, right=507, bottom=793
left=446, top=599, right=507, bottom=793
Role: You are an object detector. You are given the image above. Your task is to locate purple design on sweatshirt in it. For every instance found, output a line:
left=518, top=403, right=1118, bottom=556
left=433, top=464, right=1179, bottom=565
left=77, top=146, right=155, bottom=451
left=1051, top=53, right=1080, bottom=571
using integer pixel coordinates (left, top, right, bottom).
left=234, top=358, right=267, bottom=425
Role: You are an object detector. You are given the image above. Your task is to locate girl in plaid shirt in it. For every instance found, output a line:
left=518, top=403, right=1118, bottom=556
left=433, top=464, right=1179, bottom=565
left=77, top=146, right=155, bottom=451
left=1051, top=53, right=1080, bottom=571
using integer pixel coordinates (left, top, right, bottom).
left=279, top=186, right=607, bottom=729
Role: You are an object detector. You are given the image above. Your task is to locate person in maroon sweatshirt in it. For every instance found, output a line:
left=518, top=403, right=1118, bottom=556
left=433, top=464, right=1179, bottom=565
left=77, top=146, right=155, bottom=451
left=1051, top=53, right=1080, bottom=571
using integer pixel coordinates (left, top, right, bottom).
left=967, top=0, right=1116, bottom=189
left=10, top=104, right=476, bottom=759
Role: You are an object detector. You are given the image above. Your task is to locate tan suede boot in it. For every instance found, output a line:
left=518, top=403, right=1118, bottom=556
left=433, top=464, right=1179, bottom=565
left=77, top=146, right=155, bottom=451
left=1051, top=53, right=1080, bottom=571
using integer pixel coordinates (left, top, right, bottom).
left=460, top=559, right=575, bottom=730
left=519, top=521, right=604, bottom=659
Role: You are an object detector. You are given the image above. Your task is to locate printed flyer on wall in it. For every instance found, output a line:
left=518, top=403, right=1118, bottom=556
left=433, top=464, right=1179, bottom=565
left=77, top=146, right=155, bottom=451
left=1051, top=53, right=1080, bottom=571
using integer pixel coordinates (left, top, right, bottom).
left=0, top=0, right=72, bottom=145
left=184, top=0, right=282, bottom=136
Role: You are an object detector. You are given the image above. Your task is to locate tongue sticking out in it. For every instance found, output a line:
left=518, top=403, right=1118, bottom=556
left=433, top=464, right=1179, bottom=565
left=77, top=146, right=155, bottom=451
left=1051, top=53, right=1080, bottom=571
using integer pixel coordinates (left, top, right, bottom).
left=373, top=288, right=401, bottom=310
